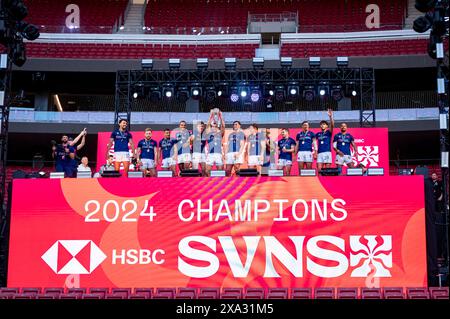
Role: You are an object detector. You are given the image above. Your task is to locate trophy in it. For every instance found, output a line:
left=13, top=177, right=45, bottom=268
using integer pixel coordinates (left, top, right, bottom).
left=211, top=108, right=221, bottom=127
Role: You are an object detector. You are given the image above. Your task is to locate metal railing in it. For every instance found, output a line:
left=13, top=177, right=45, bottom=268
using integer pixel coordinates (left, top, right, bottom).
left=37, top=25, right=115, bottom=34
left=249, top=12, right=297, bottom=23
left=142, top=26, right=246, bottom=35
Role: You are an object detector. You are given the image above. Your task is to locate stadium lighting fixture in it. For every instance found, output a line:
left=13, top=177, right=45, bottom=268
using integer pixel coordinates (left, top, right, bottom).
left=141, top=59, right=153, bottom=70
left=224, top=57, right=237, bottom=69
left=196, top=58, right=208, bottom=69
left=168, top=58, right=181, bottom=70
left=336, top=56, right=349, bottom=67
left=309, top=57, right=321, bottom=68
left=280, top=57, right=293, bottom=68
left=252, top=57, right=264, bottom=69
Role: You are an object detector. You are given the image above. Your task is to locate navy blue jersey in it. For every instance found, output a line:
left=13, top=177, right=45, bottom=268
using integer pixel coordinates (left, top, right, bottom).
left=54, top=144, right=67, bottom=163
left=296, top=131, right=315, bottom=152
left=174, top=129, right=192, bottom=155
left=192, top=131, right=206, bottom=153
left=248, top=133, right=263, bottom=156
left=227, top=131, right=246, bottom=153
left=207, top=130, right=223, bottom=154
left=138, top=138, right=158, bottom=160
left=111, top=129, right=132, bottom=152
left=333, top=133, right=354, bottom=155
left=278, top=137, right=296, bottom=161
left=316, top=130, right=332, bottom=153
left=159, top=138, right=176, bottom=159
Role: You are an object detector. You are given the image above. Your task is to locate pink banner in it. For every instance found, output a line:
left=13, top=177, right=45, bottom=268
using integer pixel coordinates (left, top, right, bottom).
left=96, top=128, right=389, bottom=175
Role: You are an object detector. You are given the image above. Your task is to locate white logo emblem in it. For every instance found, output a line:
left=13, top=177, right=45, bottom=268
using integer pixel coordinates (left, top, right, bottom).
left=350, top=235, right=392, bottom=277
left=41, top=240, right=107, bottom=274
left=356, top=146, right=379, bottom=167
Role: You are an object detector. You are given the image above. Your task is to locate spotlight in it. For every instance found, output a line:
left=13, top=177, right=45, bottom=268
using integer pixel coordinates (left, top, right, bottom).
left=250, top=87, right=260, bottom=102
left=288, top=82, right=299, bottom=97
left=275, top=86, right=285, bottom=102
left=331, top=85, right=343, bottom=101
left=217, top=90, right=223, bottom=97
left=168, top=58, right=180, bottom=70
left=225, top=57, right=237, bottom=69
left=352, top=90, right=357, bottom=96
left=133, top=92, right=138, bottom=99
left=205, top=86, right=217, bottom=103
left=336, top=56, right=349, bottom=68
left=217, top=82, right=229, bottom=98
left=318, top=82, right=329, bottom=97
left=5, top=0, right=29, bottom=21
left=230, top=87, right=239, bottom=102
left=141, top=58, right=153, bottom=70
left=252, top=57, right=264, bottom=69
left=303, top=85, right=315, bottom=101
left=177, top=86, right=190, bottom=102
left=344, top=82, right=357, bottom=97
left=18, top=21, right=40, bottom=40
left=280, top=56, right=293, bottom=68
left=240, top=90, right=247, bottom=98
left=133, top=82, right=145, bottom=99
left=196, top=58, right=208, bottom=69
left=149, top=86, right=161, bottom=102
left=263, top=82, right=274, bottom=98
left=415, top=0, right=437, bottom=13
left=309, top=56, right=321, bottom=68
left=413, top=12, right=433, bottom=33
left=163, top=84, right=174, bottom=98
left=11, top=41, right=26, bottom=67
left=191, top=83, right=202, bottom=99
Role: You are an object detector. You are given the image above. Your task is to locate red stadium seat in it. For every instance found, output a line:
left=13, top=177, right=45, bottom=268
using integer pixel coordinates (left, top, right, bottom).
left=89, top=287, right=110, bottom=297
left=110, top=288, right=132, bottom=298
left=43, top=287, right=65, bottom=296
left=244, top=288, right=265, bottom=299
left=429, top=287, right=449, bottom=299
left=66, top=288, right=87, bottom=296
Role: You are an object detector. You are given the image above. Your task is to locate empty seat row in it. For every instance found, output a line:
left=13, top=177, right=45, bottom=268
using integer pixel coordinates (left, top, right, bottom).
left=0, top=287, right=448, bottom=299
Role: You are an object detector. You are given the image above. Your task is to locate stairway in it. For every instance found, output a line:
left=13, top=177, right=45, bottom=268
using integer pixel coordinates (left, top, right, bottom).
left=404, top=0, right=422, bottom=30
left=118, top=2, right=145, bottom=34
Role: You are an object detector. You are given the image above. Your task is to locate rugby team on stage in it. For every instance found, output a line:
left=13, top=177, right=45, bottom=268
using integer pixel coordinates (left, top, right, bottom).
left=104, top=109, right=357, bottom=177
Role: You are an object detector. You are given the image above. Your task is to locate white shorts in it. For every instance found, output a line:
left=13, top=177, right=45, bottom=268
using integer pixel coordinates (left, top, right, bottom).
left=225, top=152, right=244, bottom=165
left=335, top=154, right=353, bottom=165
left=207, top=153, right=223, bottom=166
left=114, top=152, right=130, bottom=162
left=161, top=158, right=176, bottom=168
left=297, top=151, right=314, bottom=163
left=192, top=152, right=206, bottom=164
left=248, top=155, right=262, bottom=166
left=317, top=152, right=332, bottom=164
left=278, top=159, right=293, bottom=167
left=177, top=153, right=192, bottom=164
left=140, top=159, right=155, bottom=169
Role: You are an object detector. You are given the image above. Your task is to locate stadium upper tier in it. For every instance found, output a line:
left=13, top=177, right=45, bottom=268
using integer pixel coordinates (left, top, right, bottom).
left=23, top=0, right=407, bottom=34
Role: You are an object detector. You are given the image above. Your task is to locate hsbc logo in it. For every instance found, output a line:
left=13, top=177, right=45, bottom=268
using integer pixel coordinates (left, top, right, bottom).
left=41, top=240, right=107, bottom=274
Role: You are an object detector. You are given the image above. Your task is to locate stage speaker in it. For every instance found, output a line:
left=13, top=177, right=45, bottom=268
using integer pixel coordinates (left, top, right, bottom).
left=157, top=171, right=173, bottom=178
left=398, top=168, right=413, bottom=175
left=180, top=169, right=202, bottom=177
left=49, top=172, right=65, bottom=179
left=367, top=168, right=384, bottom=176
left=237, top=169, right=259, bottom=177
left=347, top=168, right=363, bottom=176
left=77, top=171, right=92, bottom=179
left=12, top=170, right=27, bottom=179
left=319, top=168, right=340, bottom=176
left=100, top=170, right=121, bottom=178
left=128, top=171, right=143, bottom=178
left=268, top=170, right=284, bottom=176
left=300, top=169, right=316, bottom=176
left=414, top=166, right=429, bottom=177
left=210, top=170, right=226, bottom=177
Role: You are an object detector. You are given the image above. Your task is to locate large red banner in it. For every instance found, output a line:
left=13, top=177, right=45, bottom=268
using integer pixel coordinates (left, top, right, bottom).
left=8, top=176, right=426, bottom=288
left=95, top=128, right=389, bottom=174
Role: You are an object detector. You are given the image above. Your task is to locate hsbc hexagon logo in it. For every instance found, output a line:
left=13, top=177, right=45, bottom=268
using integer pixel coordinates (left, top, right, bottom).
left=41, top=240, right=107, bottom=274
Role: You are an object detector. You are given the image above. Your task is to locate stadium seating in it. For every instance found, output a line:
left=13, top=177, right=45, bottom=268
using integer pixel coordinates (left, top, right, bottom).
left=24, top=0, right=127, bottom=34
left=26, top=39, right=436, bottom=60
left=144, top=0, right=406, bottom=34
left=0, top=286, right=446, bottom=299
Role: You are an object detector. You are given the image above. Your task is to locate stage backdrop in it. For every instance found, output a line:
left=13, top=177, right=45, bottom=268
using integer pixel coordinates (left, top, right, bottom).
left=8, top=176, right=426, bottom=288
left=95, top=128, right=389, bottom=174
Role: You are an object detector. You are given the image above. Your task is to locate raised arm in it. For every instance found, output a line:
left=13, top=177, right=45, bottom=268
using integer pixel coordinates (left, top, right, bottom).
left=328, top=109, right=334, bottom=132
left=76, top=133, right=86, bottom=151
left=106, top=137, right=114, bottom=160
left=69, top=128, right=86, bottom=146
